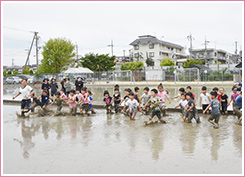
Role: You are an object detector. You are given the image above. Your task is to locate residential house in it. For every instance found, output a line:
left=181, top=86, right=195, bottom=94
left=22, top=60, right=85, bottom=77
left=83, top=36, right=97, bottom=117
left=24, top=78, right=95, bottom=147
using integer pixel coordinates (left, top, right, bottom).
left=129, top=35, right=186, bottom=66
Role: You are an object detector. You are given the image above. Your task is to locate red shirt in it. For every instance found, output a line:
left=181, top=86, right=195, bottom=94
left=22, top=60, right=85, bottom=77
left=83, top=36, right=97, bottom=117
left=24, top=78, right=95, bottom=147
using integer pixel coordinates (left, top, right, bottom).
left=217, top=94, right=221, bottom=101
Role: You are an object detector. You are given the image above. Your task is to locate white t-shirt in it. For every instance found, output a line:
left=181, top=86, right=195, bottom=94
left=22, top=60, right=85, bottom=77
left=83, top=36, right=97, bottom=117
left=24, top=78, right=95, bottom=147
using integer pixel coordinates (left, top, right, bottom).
left=179, top=99, right=188, bottom=108
left=19, top=85, right=33, bottom=99
left=141, top=93, right=151, bottom=105
left=200, top=93, right=210, bottom=105
left=125, top=99, right=139, bottom=112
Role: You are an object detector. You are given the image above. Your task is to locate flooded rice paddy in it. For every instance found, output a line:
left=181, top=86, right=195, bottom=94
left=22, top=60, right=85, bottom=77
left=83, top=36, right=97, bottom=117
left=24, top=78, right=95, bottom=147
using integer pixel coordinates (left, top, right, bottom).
left=2, top=104, right=243, bottom=174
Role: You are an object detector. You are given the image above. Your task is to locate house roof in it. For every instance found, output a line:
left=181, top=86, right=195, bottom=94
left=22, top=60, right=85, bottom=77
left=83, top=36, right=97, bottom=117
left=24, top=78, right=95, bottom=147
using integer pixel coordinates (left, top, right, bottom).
left=129, top=35, right=183, bottom=49
left=189, top=64, right=212, bottom=71
left=192, top=48, right=229, bottom=54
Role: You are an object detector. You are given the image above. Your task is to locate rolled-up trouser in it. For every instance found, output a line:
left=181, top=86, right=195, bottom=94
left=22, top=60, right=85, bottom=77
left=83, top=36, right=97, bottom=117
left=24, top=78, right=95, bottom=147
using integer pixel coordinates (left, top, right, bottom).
left=234, top=106, right=242, bottom=119
left=187, top=111, right=194, bottom=123
left=208, top=114, right=220, bottom=124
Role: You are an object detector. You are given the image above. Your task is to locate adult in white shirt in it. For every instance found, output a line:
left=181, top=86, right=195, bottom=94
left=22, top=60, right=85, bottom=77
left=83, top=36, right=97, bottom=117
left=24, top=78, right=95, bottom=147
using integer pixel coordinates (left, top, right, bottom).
left=13, top=78, right=34, bottom=117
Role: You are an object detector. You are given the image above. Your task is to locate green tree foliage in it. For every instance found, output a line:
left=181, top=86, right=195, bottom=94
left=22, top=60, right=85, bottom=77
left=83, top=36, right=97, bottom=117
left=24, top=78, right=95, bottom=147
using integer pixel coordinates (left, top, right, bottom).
left=22, top=66, right=30, bottom=74
left=160, top=58, right=175, bottom=66
left=183, top=58, right=203, bottom=68
left=146, top=58, right=154, bottom=67
left=13, top=70, right=18, bottom=75
left=120, top=61, right=144, bottom=71
left=7, top=71, right=12, bottom=75
left=37, top=38, right=75, bottom=74
left=80, top=53, right=116, bottom=71
left=3, top=70, right=6, bottom=76
left=29, top=70, right=34, bottom=75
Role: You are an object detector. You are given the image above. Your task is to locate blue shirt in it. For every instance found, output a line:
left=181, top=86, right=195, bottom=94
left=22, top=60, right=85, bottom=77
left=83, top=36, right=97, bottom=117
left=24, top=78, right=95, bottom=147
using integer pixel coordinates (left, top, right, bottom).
left=235, top=96, right=242, bottom=109
left=210, top=99, right=220, bottom=115
left=41, top=94, right=49, bottom=105
left=187, top=99, right=195, bottom=112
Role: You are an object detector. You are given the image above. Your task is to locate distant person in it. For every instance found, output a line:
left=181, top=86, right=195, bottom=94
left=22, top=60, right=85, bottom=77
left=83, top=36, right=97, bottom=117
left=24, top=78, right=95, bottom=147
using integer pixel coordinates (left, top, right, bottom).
left=228, top=87, right=239, bottom=115
left=37, top=90, right=50, bottom=109
left=203, top=91, right=220, bottom=129
left=213, top=87, right=221, bottom=101
left=173, top=87, right=185, bottom=100
left=13, top=78, right=34, bottom=117
left=112, top=88, right=121, bottom=113
left=234, top=92, right=242, bottom=125
left=60, top=77, right=66, bottom=93
left=75, top=76, right=84, bottom=92
left=185, top=92, right=200, bottom=124
left=141, top=87, right=151, bottom=114
left=65, top=90, right=77, bottom=116
left=175, top=93, right=188, bottom=122
left=186, top=86, right=196, bottom=105
left=103, top=90, right=113, bottom=114
left=41, top=78, right=50, bottom=96
left=64, top=78, right=72, bottom=97
left=219, top=88, right=229, bottom=115
left=134, top=87, right=140, bottom=103
left=157, top=83, right=171, bottom=116
left=50, top=78, right=58, bottom=97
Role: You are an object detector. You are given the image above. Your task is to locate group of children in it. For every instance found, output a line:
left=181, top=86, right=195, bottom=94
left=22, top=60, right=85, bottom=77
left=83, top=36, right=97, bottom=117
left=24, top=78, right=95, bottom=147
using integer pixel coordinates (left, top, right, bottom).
left=30, top=80, right=96, bottom=116
left=175, top=85, right=242, bottom=128
left=14, top=77, right=242, bottom=128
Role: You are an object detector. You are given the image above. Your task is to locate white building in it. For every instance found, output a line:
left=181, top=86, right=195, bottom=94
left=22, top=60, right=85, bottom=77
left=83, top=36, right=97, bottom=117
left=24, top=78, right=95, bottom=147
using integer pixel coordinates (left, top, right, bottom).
left=191, top=48, right=234, bottom=65
left=129, top=35, right=186, bottom=66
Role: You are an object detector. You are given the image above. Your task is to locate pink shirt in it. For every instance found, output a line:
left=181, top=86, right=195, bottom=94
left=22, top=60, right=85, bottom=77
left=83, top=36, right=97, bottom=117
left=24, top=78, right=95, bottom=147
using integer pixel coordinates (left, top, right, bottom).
left=61, top=93, right=67, bottom=100
left=157, top=91, right=169, bottom=104
left=231, top=93, right=239, bottom=102
left=68, top=95, right=77, bottom=108
left=80, top=93, right=89, bottom=104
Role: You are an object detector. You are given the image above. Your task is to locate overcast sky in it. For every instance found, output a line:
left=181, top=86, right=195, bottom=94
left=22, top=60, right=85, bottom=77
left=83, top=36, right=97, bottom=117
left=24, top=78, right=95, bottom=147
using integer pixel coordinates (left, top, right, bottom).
left=2, top=1, right=244, bottom=66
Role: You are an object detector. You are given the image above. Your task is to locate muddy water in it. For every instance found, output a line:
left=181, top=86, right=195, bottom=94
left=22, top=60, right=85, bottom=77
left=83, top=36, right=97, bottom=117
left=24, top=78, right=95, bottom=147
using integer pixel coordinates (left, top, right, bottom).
left=3, top=105, right=242, bottom=174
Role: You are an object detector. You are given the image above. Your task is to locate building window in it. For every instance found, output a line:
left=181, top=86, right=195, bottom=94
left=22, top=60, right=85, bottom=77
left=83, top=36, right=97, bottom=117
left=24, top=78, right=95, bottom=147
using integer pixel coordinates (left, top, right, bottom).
left=149, top=44, right=154, bottom=49
left=159, top=52, right=161, bottom=56
left=134, top=45, right=139, bottom=50
left=214, top=52, right=217, bottom=57
left=134, top=53, right=139, bottom=58
left=149, top=52, right=154, bottom=57
left=167, top=47, right=170, bottom=50
left=171, top=48, right=173, bottom=51
left=199, top=53, right=204, bottom=58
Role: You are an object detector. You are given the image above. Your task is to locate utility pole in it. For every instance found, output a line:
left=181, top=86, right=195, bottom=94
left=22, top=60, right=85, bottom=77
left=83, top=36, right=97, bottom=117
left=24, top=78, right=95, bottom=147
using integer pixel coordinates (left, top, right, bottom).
left=235, top=41, right=238, bottom=63
left=12, top=59, right=14, bottom=66
left=187, top=33, right=195, bottom=59
left=76, top=44, right=79, bottom=61
left=123, top=50, right=125, bottom=61
left=204, top=36, right=210, bottom=67
left=35, top=32, right=39, bottom=67
left=23, top=33, right=36, bottom=72
left=108, top=39, right=114, bottom=56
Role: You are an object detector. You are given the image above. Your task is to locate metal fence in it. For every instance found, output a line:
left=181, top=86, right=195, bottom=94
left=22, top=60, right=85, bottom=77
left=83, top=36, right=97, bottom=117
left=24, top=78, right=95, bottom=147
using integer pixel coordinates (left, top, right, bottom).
left=3, top=67, right=241, bottom=84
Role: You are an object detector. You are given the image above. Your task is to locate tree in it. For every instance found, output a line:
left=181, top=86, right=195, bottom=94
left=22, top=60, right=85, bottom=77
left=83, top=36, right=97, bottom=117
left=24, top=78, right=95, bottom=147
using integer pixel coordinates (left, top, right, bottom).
left=160, top=58, right=175, bottom=66
left=121, top=61, right=144, bottom=71
left=37, top=38, right=75, bottom=74
left=183, top=58, right=203, bottom=68
left=3, top=70, right=6, bottom=76
left=29, top=70, right=34, bottom=75
left=80, top=53, right=116, bottom=71
left=13, top=70, right=18, bottom=75
left=22, top=66, right=30, bottom=74
left=146, top=58, right=154, bottom=67
left=7, top=71, right=11, bottom=75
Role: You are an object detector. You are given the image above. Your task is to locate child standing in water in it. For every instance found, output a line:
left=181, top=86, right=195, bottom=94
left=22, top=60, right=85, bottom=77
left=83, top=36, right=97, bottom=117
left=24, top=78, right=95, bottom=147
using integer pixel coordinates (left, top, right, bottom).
left=234, top=91, right=242, bottom=125
left=199, top=86, right=211, bottom=114
left=103, top=90, right=113, bottom=114
left=185, top=92, right=200, bottom=123
left=141, top=87, right=151, bottom=114
left=49, top=91, right=65, bottom=116
left=60, top=89, right=68, bottom=100
left=122, top=92, right=142, bottom=120
left=87, top=90, right=96, bottom=114
left=157, top=83, right=171, bottom=116
left=228, top=87, right=239, bottom=115
left=112, top=88, right=121, bottom=113
left=186, top=86, right=196, bottom=105
left=37, top=90, right=50, bottom=109
left=175, top=93, right=188, bottom=122
left=143, top=89, right=166, bottom=124
left=219, top=88, right=229, bottom=115
left=78, top=87, right=89, bottom=116
left=66, top=90, right=77, bottom=116
left=173, top=87, right=185, bottom=100
left=134, top=87, right=141, bottom=104
left=213, top=87, right=221, bottom=101
left=203, top=91, right=220, bottom=129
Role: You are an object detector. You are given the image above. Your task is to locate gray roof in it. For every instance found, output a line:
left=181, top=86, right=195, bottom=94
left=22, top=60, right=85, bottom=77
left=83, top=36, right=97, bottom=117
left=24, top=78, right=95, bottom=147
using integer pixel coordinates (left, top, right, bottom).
left=189, top=64, right=212, bottom=71
left=130, top=36, right=183, bottom=49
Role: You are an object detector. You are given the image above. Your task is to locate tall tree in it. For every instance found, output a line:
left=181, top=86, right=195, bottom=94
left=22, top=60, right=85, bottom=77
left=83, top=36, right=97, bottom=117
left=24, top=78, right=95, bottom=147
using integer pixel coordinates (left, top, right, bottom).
left=37, top=38, right=75, bottom=74
left=183, top=58, right=203, bottom=68
left=80, top=53, right=116, bottom=71
left=160, top=58, right=175, bottom=66
left=121, top=61, right=144, bottom=71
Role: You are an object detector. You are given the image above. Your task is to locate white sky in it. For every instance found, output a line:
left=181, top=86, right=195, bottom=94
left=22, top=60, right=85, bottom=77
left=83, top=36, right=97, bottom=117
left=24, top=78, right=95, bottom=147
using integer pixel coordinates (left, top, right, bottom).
left=2, top=1, right=244, bottom=66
